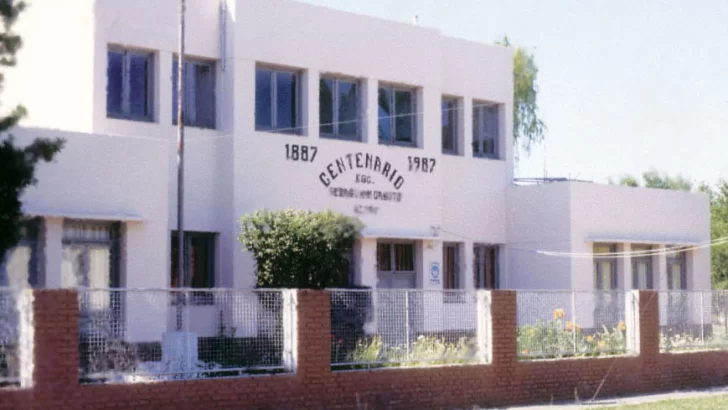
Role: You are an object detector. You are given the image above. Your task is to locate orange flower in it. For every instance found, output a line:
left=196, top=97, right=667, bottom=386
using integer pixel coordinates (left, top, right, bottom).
left=598, top=341, right=607, bottom=349
left=618, top=321, right=627, bottom=332
left=553, top=308, right=565, bottom=320
left=566, top=321, right=574, bottom=331
left=586, top=335, right=594, bottom=343
left=521, top=349, right=529, bottom=355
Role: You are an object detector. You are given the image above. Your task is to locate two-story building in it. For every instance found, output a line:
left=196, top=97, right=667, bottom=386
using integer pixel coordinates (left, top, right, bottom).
left=0, top=0, right=711, bottom=330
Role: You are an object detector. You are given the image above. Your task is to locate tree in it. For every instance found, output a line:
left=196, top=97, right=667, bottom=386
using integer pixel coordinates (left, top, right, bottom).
left=0, top=1, right=64, bottom=258
left=705, top=181, right=728, bottom=289
left=612, top=168, right=692, bottom=192
left=498, top=36, right=546, bottom=161
left=238, top=209, right=362, bottom=289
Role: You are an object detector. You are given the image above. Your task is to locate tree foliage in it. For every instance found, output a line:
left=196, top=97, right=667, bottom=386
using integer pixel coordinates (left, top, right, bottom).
left=498, top=36, right=546, bottom=160
left=611, top=168, right=693, bottom=191
left=614, top=169, right=728, bottom=289
left=238, top=209, right=362, bottom=289
left=0, top=0, right=64, bottom=257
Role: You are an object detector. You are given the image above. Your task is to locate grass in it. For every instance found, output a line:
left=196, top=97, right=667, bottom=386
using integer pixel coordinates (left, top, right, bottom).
left=610, top=394, right=728, bottom=409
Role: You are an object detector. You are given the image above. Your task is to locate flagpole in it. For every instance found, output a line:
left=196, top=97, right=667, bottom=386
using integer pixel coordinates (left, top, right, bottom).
left=175, top=0, right=186, bottom=331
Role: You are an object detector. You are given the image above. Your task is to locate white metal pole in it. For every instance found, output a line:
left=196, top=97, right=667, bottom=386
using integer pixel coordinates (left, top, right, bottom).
left=175, top=0, right=186, bottom=332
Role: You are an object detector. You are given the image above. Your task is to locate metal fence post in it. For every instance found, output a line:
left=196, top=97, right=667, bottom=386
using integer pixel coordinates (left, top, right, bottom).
left=571, top=291, right=577, bottom=355
left=700, top=291, right=705, bottom=346
left=405, top=290, right=410, bottom=360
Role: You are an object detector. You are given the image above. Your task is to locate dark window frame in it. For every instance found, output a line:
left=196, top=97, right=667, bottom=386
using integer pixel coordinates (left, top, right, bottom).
left=0, top=217, right=42, bottom=288
left=170, top=231, right=217, bottom=305
left=472, top=102, right=499, bottom=159
left=172, top=57, right=217, bottom=129
left=106, top=47, right=155, bottom=122
left=255, top=66, right=302, bottom=135
left=441, top=97, right=459, bottom=155
left=594, top=243, right=618, bottom=291
left=378, top=84, right=417, bottom=147
left=631, top=245, right=654, bottom=290
left=319, top=75, right=361, bottom=141
left=473, top=244, right=499, bottom=290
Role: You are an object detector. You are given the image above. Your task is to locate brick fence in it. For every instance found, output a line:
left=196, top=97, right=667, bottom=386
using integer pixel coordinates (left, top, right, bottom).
left=1, top=290, right=728, bottom=409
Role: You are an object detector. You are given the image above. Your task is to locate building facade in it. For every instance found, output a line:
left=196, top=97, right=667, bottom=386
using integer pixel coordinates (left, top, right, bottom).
left=1, top=0, right=711, bottom=310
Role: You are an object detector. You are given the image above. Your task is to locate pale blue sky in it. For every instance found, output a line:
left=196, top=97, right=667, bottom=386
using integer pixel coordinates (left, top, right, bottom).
left=300, top=0, right=728, bottom=186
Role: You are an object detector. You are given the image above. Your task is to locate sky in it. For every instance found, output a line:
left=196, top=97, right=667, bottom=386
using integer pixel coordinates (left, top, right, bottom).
left=300, top=0, right=728, bottom=186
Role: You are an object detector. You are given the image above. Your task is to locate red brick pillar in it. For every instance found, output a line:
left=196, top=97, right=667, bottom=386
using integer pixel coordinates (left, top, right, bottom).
left=490, top=290, right=518, bottom=389
left=638, top=290, right=660, bottom=358
left=295, top=290, right=331, bottom=393
left=33, top=290, right=80, bottom=407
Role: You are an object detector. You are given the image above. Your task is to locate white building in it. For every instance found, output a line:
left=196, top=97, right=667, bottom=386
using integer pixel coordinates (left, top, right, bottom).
left=1, top=0, right=710, bottom=313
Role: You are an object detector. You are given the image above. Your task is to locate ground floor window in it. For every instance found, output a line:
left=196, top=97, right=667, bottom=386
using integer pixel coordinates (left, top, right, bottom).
left=170, top=231, right=216, bottom=304
left=632, top=245, right=654, bottom=290
left=376, top=241, right=415, bottom=288
left=62, top=220, right=120, bottom=289
left=667, top=247, right=687, bottom=290
left=594, top=244, right=617, bottom=290
left=0, top=218, right=41, bottom=288
left=473, top=244, right=499, bottom=289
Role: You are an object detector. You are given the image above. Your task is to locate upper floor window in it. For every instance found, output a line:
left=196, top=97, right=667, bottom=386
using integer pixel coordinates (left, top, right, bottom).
left=320, top=76, right=359, bottom=140
left=473, top=102, right=499, bottom=158
left=378, top=85, right=416, bottom=146
left=172, top=58, right=216, bottom=129
left=256, top=67, right=301, bottom=134
left=442, top=97, right=459, bottom=154
left=107, top=48, right=154, bottom=121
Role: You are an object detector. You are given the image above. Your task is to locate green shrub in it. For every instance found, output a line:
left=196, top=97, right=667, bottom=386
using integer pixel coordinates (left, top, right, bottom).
left=239, top=209, right=362, bottom=289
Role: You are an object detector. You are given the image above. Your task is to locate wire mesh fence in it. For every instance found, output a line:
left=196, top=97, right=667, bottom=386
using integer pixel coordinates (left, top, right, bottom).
left=516, top=291, right=635, bottom=360
left=77, top=288, right=294, bottom=384
left=0, top=288, right=33, bottom=388
left=660, top=290, right=728, bottom=352
left=329, top=289, right=489, bottom=369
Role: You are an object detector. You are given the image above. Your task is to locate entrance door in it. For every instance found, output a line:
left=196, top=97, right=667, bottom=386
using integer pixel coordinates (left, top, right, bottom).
left=375, top=241, right=417, bottom=348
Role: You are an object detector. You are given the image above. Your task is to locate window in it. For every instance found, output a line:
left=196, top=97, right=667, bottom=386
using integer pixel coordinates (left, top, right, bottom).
left=474, top=244, right=499, bottom=289
left=442, top=97, right=458, bottom=154
left=107, top=48, right=154, bottom=121
left=62, top=221, right=120, bottom=290
left=320, top=76, right=359, bottom=140
left=376, top=241, right=415, bottom=288
left=0, top=218, right=41, bottom=288
left=170, top=232, right=216, bottom=304
left=443, top=243, right=460, bottom=290
left=594, top=244, right=617, bottom=290
left=473, top=103, right=499, bottom=158
left=378, top=85, right=416, bottom=146
left=632, top=245, right=654, bottom=290
left=667, top=247, right=687, bottom=290
left=256, top=67, right=301, bottom=134
left=172, top=58, right=216, bottom=129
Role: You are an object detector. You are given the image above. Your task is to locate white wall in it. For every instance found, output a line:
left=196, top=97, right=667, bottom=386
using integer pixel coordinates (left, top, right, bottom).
left=569, top=182, right=711, bottom=291
left=506, top=183, right=573, bottom=290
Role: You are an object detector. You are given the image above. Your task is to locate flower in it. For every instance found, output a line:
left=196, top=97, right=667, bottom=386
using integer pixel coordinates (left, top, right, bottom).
left=553, top=308, right=565, bottom=320
left=566, top=321, right=574, bottom=331
left=521, top=349, right=529, bottom=355
left=618, top=321, right=627, bottom=332
left=586, top=335, right=594, bottom=343
left=575, top=324, right=582, bottom=332
left=598, top=341, right=606, bottom=349
left=338, top=338, right=344, bottom=345
left=528, top=328, right=536, bottom=337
